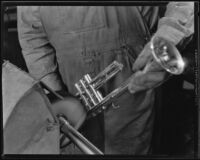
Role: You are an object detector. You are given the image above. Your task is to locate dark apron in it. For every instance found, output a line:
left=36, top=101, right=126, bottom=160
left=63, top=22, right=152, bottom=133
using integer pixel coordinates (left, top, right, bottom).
left=40, top=6, right=158, bottom=154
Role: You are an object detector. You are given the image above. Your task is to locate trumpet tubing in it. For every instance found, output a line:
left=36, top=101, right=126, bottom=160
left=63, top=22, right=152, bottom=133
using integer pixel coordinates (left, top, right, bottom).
left=51, top=36, right=185, bottom=155
left=74, top=36, right=185, bottom=118
left=59, top=116, right=103, bottom=155
left=75, top=61, right=124, bottom=116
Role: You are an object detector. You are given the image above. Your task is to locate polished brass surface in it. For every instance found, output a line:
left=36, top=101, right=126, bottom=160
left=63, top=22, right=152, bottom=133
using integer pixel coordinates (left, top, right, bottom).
left=75, top=36, right=185, bottom=117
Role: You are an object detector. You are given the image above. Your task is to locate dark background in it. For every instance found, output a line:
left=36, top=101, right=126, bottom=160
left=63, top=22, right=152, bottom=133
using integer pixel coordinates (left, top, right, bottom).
left=2, top=6, right=197, bottom=157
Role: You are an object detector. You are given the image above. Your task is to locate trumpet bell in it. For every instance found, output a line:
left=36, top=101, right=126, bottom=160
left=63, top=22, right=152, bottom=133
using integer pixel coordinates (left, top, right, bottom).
left=75, top=36, right=186, bottom=118
left=150, top=36, right=185, bottom=75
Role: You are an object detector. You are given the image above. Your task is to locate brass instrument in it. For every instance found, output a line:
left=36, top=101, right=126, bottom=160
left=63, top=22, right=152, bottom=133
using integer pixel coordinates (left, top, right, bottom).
left=42, top=36, right=185, bottom=154
left=4, top=36, right=185, bottom=155
left=2, top=61, right=103, bottom=155
left=74, top=36, right=185, bottom=117
left=40, top=82, right=104, bottom=155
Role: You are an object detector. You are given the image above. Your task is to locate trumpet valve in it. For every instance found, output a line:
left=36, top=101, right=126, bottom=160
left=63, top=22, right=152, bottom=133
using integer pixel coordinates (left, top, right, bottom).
left=74, top=61, right=124, bottom=115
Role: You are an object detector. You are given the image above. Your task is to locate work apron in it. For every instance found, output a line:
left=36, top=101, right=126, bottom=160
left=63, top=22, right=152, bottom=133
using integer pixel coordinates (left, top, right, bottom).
left=3, top=61, right=60, bottom=154
left=40, top=6, right=158, bottom=154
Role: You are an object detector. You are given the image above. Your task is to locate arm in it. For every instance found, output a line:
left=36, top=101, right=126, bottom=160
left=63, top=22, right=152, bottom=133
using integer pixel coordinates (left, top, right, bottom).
left=154, top=2, right=194, bottom=45
left=17, top=7, right=74, bottom=147
left=139, top=2, right=194, bottom=44
left=17, top=6, right=64, bottom=91
left=128, top=2, right=194, bottom=93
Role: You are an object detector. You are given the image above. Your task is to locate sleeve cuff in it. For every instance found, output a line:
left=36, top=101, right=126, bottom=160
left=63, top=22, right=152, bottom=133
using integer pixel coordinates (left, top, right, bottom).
left=40, top=73, right=64, bottom=92
left=158, top=17, right=194, bottom=37
left=154, top=24, right=186, bottom=45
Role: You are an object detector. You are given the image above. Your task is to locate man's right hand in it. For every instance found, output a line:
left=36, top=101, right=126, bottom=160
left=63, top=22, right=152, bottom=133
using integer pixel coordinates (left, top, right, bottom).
left=128, top=42, right=168, bottom=94
left=51, top=96, right=87, bottom=129
left=51, top=96, right=87, bottom=148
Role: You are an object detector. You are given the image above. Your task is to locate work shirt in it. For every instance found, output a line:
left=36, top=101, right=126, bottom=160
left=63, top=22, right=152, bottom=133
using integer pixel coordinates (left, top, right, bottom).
left=17, top=3, right=194, bottom=154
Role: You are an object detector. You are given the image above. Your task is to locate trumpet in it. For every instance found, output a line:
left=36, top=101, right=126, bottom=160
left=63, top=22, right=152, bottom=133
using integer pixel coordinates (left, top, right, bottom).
left=46, top=36, right=185, bottom=154
left=74, top=36, right=185, bottom=117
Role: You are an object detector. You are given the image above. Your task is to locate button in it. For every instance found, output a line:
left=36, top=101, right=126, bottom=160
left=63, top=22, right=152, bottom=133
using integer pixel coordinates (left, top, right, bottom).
left=112, top=103, right=120, bottom=109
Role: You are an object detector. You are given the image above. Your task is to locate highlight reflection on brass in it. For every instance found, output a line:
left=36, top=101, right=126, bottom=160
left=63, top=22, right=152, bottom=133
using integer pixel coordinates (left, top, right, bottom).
left=75, top=36, right=185, bottom=117
left=150, top=36, right=185, bottom=75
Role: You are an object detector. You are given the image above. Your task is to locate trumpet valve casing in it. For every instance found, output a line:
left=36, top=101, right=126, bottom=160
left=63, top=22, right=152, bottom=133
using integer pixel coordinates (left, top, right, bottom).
left=75, top=61, right=123, bottom=116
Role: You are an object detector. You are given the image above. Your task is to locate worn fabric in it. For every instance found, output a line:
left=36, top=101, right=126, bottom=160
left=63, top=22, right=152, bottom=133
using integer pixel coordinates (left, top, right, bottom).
left=156, top=2, right=194, bottom=45
left=3, top=62, right=60, bottom=154
left=2, top=61, right=35, bottom=128
left=17, top=4, right=194, bottom=154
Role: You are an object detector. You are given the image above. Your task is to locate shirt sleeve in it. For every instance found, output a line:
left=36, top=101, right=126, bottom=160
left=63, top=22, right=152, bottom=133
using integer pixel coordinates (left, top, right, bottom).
left=154, top=2, right=194, bottom=45
left=17, top=6, right=64, bottom=91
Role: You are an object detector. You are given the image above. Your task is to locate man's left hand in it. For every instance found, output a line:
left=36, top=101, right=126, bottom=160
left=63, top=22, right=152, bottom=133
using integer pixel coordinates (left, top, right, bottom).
left=128, top=42, right=168, bottom=94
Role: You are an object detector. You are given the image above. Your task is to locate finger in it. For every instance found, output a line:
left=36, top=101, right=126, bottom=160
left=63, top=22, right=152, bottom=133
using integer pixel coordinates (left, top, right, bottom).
left=128, top=81, right=146, bottom=94
left=141, top=72, right=166, bottom=88
left=128, top=71, right=166, bottom=93
left=132, top=51, right=151, bottom=72
left=136, top=71, right=166, bottom=85
left=132, top=44, right=153, bottom=72
left=127, top=71, right=147, bottom=93
left=143, top=60, right=164, bottom=73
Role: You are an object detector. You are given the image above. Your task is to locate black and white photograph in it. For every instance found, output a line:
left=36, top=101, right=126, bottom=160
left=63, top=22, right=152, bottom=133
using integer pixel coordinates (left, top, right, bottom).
left=1, top=1, right=199, bottom=159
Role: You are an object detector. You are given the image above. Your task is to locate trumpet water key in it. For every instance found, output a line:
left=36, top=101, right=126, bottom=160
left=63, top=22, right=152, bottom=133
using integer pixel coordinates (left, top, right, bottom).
left=74, top=36, right=186, bottom=118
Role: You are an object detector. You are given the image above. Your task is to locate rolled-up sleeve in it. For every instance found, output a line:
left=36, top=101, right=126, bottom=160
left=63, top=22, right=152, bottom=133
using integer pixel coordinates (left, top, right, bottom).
left=17, top=6, right=63, bottom=91
left=154, top=2, right=194, bottom=45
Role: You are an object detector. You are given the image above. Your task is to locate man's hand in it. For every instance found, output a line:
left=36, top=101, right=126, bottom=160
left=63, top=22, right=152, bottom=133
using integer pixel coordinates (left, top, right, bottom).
left=51, top=96, right=87, bottom=148
left=128, top=43, right=168, bottom=94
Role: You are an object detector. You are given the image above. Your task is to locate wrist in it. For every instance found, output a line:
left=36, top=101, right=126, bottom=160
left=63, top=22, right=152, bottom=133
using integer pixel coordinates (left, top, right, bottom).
left=41, top=73, right=65, bottom=93
left=154, top=25, right=185, bottom=45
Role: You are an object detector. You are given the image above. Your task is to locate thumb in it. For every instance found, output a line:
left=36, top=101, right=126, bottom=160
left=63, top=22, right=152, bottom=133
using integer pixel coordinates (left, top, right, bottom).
left=127, top=71, right=146, bottom=93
